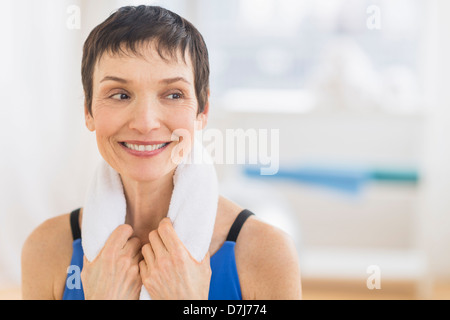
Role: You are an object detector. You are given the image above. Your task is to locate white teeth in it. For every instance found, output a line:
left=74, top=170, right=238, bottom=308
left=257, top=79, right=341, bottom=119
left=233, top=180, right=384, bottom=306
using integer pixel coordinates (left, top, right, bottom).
left=124, top=142, right=167, bottom=152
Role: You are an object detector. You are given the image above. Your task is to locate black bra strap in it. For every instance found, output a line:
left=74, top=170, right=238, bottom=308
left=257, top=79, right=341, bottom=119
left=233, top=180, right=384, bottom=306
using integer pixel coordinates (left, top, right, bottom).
left=226, top=209, right=254, bottom=242
left=70, top=208, right=81, bottom=240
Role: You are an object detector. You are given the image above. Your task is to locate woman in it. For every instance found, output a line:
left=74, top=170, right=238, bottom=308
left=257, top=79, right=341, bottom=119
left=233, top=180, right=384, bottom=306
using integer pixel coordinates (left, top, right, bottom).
left=21, top=5, right=301, bottom=300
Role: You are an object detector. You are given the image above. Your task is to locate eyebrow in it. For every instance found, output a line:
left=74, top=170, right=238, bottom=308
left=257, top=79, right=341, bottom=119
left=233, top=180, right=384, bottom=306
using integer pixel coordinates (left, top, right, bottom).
left=159, top=76, right=191, bottom=85
left=100, top=76, right=128, bottom=84
left=99, top=75, right=191, bottom=85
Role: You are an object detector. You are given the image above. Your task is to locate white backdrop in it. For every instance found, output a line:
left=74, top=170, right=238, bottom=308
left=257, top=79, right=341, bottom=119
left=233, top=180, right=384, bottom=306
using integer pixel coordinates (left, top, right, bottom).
left=417, top=0, right=450, bottom=280
left=0, top=0, right=101, bottom=288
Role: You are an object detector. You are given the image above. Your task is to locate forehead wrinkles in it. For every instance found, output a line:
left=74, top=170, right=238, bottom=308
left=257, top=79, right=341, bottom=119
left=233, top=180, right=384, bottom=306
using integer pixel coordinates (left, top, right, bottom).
left=94, top=40, right=193, bottom=83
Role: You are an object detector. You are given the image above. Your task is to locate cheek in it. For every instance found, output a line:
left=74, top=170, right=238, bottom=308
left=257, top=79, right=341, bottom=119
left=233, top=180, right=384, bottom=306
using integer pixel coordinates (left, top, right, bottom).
left=167, top=97, right=199, bottom=129
left=167, top=111, right=197, bottom=139
left=92, top=107, right=125, bottom=144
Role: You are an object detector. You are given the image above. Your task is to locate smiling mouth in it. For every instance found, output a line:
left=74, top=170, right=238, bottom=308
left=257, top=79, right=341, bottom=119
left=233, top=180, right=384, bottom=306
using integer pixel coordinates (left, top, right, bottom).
left=120, top=141, right=171, bottom=152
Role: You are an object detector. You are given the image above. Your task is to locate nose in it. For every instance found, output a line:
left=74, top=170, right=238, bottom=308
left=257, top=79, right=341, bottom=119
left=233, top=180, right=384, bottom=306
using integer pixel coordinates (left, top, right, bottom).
left=128, top=96, right=161, bottom=134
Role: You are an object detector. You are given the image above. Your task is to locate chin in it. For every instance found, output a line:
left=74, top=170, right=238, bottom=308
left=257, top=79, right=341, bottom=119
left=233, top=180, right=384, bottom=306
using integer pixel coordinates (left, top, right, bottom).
left=123, top=164, right=176, bottom=183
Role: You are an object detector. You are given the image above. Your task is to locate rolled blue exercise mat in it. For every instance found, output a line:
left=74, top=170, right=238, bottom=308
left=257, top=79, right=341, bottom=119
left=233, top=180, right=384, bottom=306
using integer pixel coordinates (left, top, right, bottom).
left=243, top=164, right=419, bottom=193
left=243, top=165, right=370, bottom=193
left=369, top=168, right=419, bottom=182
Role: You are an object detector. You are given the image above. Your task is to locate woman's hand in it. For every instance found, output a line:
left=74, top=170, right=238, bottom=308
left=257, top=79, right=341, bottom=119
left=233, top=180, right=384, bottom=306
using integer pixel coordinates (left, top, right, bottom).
left=81, top=224, right=143, bottom=300
left=139, top=218, right=212, bottom=300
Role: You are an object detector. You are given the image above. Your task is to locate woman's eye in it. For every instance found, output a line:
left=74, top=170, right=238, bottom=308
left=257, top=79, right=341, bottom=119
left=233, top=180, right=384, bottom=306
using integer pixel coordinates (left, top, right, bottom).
left=111, top=93, right=130, bottom=100
left=167, top=92, right=183, bottom=100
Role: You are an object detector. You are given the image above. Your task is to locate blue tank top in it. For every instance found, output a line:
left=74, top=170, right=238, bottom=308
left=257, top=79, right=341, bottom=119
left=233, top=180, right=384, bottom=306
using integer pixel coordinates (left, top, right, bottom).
left=62, top=208, right=254, bottom=300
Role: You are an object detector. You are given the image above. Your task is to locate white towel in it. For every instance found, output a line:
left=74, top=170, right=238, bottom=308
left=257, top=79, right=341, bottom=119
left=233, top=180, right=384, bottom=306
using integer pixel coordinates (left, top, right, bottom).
left=81, top=138, right=218, bottom=299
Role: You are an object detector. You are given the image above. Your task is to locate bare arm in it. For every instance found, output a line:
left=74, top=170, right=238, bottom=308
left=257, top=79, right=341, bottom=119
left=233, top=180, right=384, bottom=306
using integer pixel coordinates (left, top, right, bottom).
left=21, top=215, right=72, bottom=299
left=236, top=218, right=302, bottom=300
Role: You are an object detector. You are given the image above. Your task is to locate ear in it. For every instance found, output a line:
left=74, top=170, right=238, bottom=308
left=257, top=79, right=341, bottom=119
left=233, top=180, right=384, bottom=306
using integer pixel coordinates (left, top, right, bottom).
left=84, top=102, right=95, bottom=132
left=195, top=91, right=210, bottom=131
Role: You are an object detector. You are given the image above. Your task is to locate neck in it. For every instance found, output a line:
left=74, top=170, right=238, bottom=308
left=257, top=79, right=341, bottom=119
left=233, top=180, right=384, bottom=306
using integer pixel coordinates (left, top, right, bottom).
left=121, top=169, right=175, bottom=244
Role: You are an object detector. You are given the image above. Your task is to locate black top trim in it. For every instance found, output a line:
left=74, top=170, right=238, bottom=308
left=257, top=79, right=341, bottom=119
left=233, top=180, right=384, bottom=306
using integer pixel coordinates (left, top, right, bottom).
left=70, top=208, right=81, bottom=240
left=69, top=207, right=255, bottom=243
left=226, top=209, right=255, bottom=242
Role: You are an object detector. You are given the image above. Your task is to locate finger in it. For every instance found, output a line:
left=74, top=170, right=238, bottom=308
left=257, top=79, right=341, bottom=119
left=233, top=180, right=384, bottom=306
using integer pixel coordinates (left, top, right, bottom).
left=132, top=250, right=144, bottom=264
left=83, top=254, right=91, bottom=265
left=157, top=218, right=185, bottom=254
left=139, top=259, right=148, bottom=278
left=201, top=251, right=211, bottom=265
left=104, top=224, right=134, bottom=251
left=148, top=229, right=168, bottom=257
left=123, top=236, right=141, bottom=256
left=141, top=243, right=155, bottom=266
left=125, top=237, right=143, bottom=264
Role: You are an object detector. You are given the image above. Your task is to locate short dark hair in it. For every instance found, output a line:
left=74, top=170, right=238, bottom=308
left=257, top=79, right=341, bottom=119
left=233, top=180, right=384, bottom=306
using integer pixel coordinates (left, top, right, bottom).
left=82, top=5, right=210, bottom=115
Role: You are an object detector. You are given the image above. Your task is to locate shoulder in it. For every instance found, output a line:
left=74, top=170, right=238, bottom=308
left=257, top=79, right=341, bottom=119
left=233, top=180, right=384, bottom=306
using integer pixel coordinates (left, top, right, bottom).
left=23, top=213, right=73, bottom=249
left=210, top=196, right=244, bottom=254
left=234, top=213, right=302, bottom=299
left=21, top=212, right=74, bottom=299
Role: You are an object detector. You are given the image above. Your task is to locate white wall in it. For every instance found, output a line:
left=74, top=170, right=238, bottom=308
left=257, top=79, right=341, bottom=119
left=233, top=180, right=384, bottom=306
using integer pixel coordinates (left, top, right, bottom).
left=0, top=0, right=104, bottom=288
left=416, top=0, right=450, bottom=280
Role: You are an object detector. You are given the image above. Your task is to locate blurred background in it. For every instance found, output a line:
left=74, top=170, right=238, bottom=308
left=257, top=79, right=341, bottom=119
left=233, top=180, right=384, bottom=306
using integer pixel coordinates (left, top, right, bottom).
left=1, top=0, right=450, bottom=299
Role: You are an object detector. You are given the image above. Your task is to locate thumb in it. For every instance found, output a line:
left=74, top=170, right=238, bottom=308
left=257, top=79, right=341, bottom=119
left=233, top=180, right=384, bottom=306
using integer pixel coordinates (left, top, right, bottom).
left=82, top=254, right=90, bottom=266
left=200, top=251, right=212, bottom=278
left=201, top=251, right=211, bottom=266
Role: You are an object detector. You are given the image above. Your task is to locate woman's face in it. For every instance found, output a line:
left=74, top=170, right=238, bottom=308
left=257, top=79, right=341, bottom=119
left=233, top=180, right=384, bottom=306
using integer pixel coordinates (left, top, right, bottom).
left=85, top=42, right=208, bottom=182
